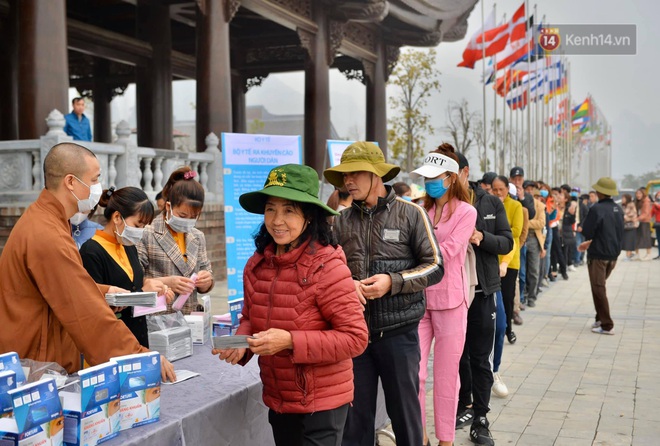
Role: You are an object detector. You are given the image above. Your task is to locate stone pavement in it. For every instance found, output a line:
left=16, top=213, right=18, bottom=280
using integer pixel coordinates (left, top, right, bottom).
left=378, top=249, right=660, bottom=446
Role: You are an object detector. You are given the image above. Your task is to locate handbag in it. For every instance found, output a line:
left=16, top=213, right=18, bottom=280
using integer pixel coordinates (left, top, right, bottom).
left=624, top=221, right=639, bottom=230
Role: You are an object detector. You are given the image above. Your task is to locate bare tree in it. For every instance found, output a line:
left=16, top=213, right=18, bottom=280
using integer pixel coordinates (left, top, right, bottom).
left=445, top=99, right=477, bottom=156
left=472, top=118, right=492, bottom=174
left=388, top=48, right=441, bottom=172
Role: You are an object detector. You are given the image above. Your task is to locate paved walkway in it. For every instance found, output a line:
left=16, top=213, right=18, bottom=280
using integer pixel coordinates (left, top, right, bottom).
left=380, top=250, right=659, bottom=446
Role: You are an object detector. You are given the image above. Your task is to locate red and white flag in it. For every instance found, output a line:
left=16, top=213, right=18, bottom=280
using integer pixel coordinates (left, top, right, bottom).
left=458, top=3, right=526, bottom=69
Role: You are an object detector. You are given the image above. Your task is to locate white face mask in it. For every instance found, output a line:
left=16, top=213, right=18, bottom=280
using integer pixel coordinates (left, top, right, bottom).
left=70, top=175, right=102, bottom=213
left=70, top=212, right=88, bottom=226
left=165, top=203, right=197, bottom=233
left=115, top=216, right=145, bottom=246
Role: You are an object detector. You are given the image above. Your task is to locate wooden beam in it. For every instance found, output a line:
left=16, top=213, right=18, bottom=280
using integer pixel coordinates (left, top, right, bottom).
left=240, top=0, right=317, bottom=34
left=67, top=18, right=195, bottom=78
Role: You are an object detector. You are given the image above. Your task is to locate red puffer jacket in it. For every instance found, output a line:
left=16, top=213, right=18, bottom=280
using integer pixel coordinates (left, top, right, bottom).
left=237, top=239, right=368, bottom=414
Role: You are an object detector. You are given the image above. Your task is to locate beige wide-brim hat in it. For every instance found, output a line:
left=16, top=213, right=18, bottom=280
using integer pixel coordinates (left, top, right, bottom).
left=592, top=177, right=618, bottom=197
left=323, top=141, right=400, bottom=188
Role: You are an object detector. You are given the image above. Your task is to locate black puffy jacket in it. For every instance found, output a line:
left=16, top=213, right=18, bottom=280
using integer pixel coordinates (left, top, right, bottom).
left=471, top=184, right=515, bottom=296
left=334, top=187, right=444, bottom=340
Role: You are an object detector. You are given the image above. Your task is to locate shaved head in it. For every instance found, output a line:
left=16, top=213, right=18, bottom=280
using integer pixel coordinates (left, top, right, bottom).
left=43, top=143, right=96, bottom=190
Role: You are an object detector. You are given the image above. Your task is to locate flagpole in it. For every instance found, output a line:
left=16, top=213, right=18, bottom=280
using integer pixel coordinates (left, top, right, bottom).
left=493, top=13, right=502, bottom=174
left=480, top=1, right=489, bottom=174
left=502, top=67, right=507, bottom=171
left=567, top=60, right=572, bottom=184
left=509, top=72, right=514, bottom=168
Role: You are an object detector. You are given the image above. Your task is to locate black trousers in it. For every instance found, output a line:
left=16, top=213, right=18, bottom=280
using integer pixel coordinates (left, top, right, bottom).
left=459, top=292, right=496, bottom=418
left=500, top=268, right=518, bottom=337
left=269, top=404, right=349, bottom=446
left=550, top=227, right=567, bottom=274
left=563, top=235, right=576, bottom=267
left=342, top=328, right=422, bottom=446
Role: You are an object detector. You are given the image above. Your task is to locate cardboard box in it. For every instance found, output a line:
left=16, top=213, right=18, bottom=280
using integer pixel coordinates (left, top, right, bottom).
left=0, top=371, right=17, bottom=417
left=0, top=353, right=26, bottom=387
left=183, top=315, right=207, bottom=345
left=8, top=377, right=64, bottom=446
left=61, top=362, right=121, bottom=446
left=109, top=352, right=161, bottom=431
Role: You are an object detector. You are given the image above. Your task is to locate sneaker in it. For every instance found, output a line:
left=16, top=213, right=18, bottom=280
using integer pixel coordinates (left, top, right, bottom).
left=591, top=321, right=601, bottom=329
left=492, top=373, right=509, bottom=398
left=456, top=407, right=474, bottom=429
left=526, top=299, right=536, bottom=308
left=506, top=331, right=517, bottom=344
left=470, top=416, right=495, bottom=445
left=592, top=326, right=615, bottom=335
left=541, top=278, right=550, bottom=287
left=568, top=265, right=578, bottom=272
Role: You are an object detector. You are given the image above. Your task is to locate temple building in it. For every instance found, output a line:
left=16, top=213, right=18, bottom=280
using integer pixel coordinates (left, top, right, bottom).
left=0, top=0, right=478, bottom=171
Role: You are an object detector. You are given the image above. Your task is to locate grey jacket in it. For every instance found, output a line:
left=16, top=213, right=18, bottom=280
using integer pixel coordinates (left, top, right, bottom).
left=334, top=187, right=444, bottom=340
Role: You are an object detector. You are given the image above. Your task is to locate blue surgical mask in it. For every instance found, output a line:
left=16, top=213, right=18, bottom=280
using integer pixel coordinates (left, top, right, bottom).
left=540, top=190, right=549, bottom=198
left=402, top=195, right=412, bottom=202
left=425, top=177, right=449, bottom=199
left=570, top=191, right=578, bottom=198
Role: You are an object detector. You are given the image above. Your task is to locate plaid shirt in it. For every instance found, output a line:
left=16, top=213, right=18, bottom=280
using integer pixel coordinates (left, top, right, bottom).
left=137, top=213, right=212, bottom=314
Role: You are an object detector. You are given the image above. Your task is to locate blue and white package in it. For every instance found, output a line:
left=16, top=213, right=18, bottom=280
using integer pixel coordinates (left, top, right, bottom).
left=109, top=352, right=161, bottom=430
left=0, top=353, right=26, bottom=387
left=8, top=377, right=64, bottom=446
left=0, top=417, right=19, bottom=445
left=61, top=361, right=120, bottom=446
left=0, top=371, right=17, bottom=417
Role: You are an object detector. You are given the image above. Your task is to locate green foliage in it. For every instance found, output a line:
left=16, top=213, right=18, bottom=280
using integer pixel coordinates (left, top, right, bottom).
left=387, top=48, right=441, bottom=172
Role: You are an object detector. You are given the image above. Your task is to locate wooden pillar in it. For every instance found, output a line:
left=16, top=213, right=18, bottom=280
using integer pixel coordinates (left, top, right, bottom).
left=302, top=5, right=330, bottom=173
left=136, top=0, right=173, bottom=149
left=231, top=72, right=246, bottom=133
left=0, top=0, right=19, bottom=140
left=17, top=0, right=69, bottom=139
left=366, top=39, right=388, bottom=158
left=196, top=0, right=233, bottom=151
left=93, top=59, right=112, bottom=143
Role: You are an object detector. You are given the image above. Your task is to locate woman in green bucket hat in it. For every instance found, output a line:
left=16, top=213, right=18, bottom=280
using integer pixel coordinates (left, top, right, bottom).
left=213, top=164, right=368, bottom=445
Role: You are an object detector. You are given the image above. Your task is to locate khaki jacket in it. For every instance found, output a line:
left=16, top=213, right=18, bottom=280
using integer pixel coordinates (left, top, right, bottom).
left=0, top=190, right=148, bottom=373
left=527, top=198, right=547, bottom=247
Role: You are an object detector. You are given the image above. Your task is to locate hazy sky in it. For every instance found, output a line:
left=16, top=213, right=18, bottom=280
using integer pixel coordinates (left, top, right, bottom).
left=244, top=0, right=660, bottom=179
left=101, top=0, right=659, bottom=180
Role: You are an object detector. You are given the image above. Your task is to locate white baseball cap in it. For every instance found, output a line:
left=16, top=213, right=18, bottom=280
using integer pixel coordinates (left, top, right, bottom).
left=411, top=153, right=459, bottom=179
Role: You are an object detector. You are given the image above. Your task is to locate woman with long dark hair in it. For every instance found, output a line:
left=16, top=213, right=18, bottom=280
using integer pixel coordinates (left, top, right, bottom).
left=635, top=187, right=653, bottom=259
left=80, top=186, right=174, bottom=346
left=213, top=164, right=368, bottom=446
left=411, top=144, right=476, bottom=446
left=621, top=194, right=638, bottom=260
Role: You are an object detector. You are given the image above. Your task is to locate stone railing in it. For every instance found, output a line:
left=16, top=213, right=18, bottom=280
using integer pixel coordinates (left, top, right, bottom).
left=0, top=110, right=223, bottom=206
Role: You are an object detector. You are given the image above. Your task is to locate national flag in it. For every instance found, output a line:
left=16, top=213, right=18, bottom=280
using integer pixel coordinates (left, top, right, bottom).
left=494, top=19, right=537, bottom=71
left=572, top=98, right=590, bottom=120
left=458, top=3, right=526, bottom=69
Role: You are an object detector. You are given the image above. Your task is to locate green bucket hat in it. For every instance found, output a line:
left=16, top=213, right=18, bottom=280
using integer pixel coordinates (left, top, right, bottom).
left=591, top=177, right=618, bottom=197
left=323, top=141, right=400, bottom=188
left=239, top=164, right=339, bottom=216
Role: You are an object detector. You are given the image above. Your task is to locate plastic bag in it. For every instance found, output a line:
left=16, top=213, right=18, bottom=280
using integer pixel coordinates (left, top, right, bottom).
left=20, top=358, right=70, bottom=389
left=147, top=312, right=193, bottom=361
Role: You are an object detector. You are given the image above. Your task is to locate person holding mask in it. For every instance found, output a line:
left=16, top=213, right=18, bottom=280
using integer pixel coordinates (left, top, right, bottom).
left=138, top=166, right=214, bottom=314
left=411, top=145, right=477, bottom=446
left=70, top=207, right=103, bottom=249
left=214, top=164, right=368, bottom=445
left=80, top=186, right=175, bottom=347
left=0, top=142, right=175, bottom=381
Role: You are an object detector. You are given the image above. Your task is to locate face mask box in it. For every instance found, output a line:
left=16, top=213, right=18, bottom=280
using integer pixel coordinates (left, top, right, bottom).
left=109, top=352, right=161, bottom=431
left=61, top=361, right=121, bottom=446
left=0, top=371, right=17, bottom=417
left=0, top=353, right=26, bottom=387
left=6, top=377, right=64, bottom=446
left=185, top=294, right=211, bottom=344
left=212, top=313, right=239, bottom=337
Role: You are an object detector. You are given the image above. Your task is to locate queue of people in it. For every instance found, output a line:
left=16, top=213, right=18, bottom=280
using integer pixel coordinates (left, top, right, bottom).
left=0, top=140, right=650, bottom=446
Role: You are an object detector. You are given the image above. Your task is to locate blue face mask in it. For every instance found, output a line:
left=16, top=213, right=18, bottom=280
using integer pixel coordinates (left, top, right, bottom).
left=570, top=191, right=578, bottom=198
left=402, top=195, right=412, bottom=202
left=425, top=177, right=449, bottom=199
left=540, top=190, right=549, bottom=198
